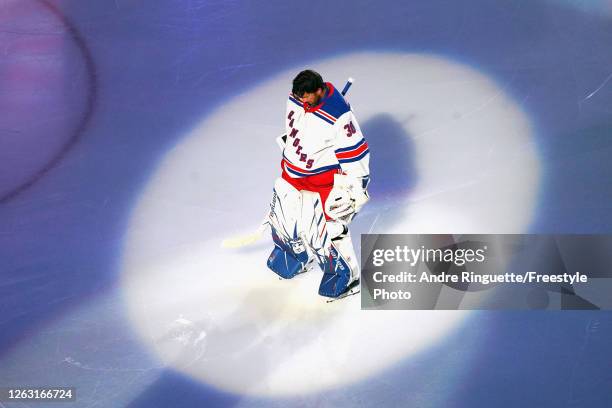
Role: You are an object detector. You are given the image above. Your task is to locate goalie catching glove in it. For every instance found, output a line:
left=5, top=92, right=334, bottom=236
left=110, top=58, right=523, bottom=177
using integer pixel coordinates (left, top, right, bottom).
left=324, top=173, right=369, bottom=221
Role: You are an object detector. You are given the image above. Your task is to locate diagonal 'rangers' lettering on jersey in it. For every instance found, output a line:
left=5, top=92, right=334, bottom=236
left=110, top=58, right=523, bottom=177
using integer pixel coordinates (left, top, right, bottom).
left=282, top=82, right=370, bottom=180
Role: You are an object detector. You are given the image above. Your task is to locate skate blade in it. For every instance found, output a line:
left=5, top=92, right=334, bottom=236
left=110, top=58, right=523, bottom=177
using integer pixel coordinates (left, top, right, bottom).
left=326, top=279, right=361, bottom=303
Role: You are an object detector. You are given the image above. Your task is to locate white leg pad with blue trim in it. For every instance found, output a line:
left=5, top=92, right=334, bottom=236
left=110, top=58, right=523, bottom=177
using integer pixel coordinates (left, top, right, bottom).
left=267, top=178, right=329, bottom=278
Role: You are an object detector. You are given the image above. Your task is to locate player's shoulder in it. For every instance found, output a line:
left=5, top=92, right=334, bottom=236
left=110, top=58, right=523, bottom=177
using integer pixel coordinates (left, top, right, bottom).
left=287, top=92, right=302, bottom=108
left=320, top=82, right=351, bottom=121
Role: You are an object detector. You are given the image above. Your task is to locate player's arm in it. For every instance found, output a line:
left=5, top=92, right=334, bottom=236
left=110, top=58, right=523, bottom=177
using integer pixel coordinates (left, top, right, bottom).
left=334, top=111, right=370, bottom=186
left=276, top=100, right=293, bottom=150
left=326, top=110, right=371, bottom=219
left=334, top=110, right=370, bottom=183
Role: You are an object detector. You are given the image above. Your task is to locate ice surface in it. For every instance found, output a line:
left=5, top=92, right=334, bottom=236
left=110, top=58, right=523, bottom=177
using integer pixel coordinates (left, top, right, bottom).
left=1, top=0, right=612, bottom=406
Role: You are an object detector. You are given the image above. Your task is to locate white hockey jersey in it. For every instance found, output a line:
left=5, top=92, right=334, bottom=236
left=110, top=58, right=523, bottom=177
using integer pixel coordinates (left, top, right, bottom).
left=281, top=82, right=370, bottom=186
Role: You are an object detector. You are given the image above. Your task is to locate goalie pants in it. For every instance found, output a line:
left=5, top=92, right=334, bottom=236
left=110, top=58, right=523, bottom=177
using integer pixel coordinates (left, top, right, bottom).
left=281, top=164, right=339, bottom=221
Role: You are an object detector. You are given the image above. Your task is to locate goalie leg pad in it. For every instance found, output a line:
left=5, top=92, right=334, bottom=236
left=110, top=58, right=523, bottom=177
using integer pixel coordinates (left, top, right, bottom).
left=318, top=243, right=352, bottom=297
left=267, top=177, right=331, bottom=273
left=317, top=231, right=360, bottom=297
left=267, top=247, right=305, bottom=279
left=267, top=228, right=309, bottom=279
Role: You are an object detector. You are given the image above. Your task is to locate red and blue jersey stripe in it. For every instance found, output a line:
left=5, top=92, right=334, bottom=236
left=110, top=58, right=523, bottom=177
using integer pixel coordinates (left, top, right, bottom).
left=334, top=138, right=370, bottom=163
left=288, top=94, right=337, bottom=125
left=312, top=109, right=336, bottom=125
left=282, top=156, right=340, bottom=177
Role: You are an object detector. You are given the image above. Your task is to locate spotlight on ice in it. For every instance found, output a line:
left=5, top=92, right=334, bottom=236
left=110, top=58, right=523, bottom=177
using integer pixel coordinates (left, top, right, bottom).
left=121, top=52, right=540, bottom=397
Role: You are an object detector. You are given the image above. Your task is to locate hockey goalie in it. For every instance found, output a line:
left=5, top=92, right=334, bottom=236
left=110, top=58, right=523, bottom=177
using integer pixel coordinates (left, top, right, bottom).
left=266, top=70, right=370, bottom=299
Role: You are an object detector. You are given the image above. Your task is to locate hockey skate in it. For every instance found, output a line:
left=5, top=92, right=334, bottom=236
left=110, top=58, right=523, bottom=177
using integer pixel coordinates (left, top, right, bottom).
left=325, top=278, right=360, bottom=303
left=317, top=226, right=360, bottom=299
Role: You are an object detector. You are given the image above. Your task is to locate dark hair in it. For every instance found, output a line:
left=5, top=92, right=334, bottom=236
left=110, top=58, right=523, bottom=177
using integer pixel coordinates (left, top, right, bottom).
left=292, top=69, right=324, bottom=97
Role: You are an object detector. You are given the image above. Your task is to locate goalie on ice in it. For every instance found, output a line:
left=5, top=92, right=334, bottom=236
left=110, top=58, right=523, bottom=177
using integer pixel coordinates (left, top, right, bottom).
left=266, top=70, right=370, bottom=298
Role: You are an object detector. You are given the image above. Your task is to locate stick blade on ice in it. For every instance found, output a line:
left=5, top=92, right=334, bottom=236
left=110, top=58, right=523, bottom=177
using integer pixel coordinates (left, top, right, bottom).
left=221, top=227, right=266, bottom=248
